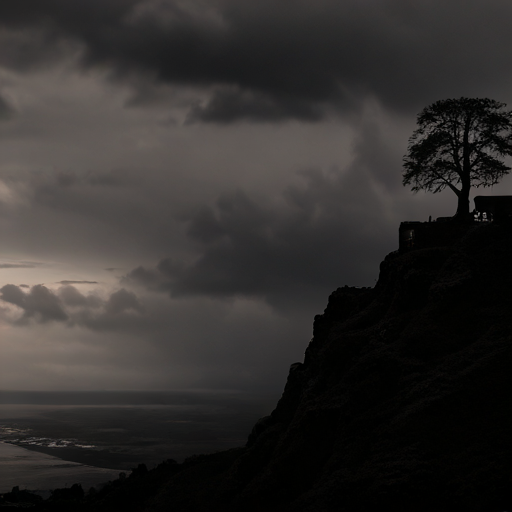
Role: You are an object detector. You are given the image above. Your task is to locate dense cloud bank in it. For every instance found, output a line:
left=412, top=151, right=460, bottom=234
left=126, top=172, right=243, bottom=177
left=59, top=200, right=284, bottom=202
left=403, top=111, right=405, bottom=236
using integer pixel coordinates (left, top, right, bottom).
left=126, top=166, right=397, bottom=310
left=0, top=283, right=143, bottom=328
left=1, top=0, right=512, bottom=393
left=1, top=0, right=512, bottom=122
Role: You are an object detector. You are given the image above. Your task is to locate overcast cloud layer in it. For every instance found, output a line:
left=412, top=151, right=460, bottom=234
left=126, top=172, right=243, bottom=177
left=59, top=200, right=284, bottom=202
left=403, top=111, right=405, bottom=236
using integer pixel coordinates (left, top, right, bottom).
left=1, top=0, right=511, bottom=395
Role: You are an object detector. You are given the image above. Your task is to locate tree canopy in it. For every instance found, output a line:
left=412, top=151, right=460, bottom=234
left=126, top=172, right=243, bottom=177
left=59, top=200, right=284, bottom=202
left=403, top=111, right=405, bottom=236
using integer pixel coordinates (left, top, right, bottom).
left=402, top=97, right=512, bottom=218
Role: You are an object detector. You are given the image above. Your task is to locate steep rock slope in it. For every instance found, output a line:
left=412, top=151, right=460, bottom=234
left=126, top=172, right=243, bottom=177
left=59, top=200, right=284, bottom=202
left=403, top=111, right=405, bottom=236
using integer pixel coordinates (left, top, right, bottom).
left=148, top=223, right=512, bottom=512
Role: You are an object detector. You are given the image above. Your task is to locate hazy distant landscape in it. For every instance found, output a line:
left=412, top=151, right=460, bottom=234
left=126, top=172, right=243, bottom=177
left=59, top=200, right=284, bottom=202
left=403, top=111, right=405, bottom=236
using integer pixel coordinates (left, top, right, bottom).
left=0, top=390, right=276, bottom=492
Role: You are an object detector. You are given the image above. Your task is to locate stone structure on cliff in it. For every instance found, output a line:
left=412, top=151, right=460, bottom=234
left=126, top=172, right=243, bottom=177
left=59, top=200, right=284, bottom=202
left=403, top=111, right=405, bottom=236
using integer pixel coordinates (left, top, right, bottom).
left=399, top=195, right=512, bottom=252
left=474, top=195, right=512, bottom=222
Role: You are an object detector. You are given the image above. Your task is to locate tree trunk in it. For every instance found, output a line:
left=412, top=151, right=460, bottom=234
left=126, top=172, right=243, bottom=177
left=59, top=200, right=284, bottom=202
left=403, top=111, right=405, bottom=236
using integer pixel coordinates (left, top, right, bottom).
left=454, top=177, right=471, bottom=220
left=456, top=133, right=472, bottom=220
left=455, top=192, right=470, bottom=218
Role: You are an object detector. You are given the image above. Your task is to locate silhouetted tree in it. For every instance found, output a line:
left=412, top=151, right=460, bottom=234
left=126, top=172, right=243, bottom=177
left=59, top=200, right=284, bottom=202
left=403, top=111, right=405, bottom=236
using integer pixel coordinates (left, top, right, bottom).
left=403, top=98, right=512, bottom=218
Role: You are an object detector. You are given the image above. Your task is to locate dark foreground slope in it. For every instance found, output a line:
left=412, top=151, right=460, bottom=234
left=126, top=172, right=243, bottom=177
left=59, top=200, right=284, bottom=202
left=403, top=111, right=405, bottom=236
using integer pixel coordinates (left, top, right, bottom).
left=13, top=223, right=511, bottom=511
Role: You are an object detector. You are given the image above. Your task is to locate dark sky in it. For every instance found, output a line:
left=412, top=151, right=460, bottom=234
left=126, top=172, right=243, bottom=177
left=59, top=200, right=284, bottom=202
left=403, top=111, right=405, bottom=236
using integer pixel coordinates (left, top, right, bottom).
left=0, top=0, right=511, bottom=393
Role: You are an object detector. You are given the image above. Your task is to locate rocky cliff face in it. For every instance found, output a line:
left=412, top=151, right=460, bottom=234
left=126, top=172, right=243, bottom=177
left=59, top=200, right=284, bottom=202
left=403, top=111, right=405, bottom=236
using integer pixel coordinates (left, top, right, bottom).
left=189, top=222, right=511, bottom=512
left=109, top=223, right=512, bottom=512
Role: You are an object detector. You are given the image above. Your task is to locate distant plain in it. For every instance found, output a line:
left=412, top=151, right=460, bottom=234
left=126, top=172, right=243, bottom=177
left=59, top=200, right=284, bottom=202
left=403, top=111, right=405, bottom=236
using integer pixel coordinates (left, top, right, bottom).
left=0, top=390, right=277, bottom=492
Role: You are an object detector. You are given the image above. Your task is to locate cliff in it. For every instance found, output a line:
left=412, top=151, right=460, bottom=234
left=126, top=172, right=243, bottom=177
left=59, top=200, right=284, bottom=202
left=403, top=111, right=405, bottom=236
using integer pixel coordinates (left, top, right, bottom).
left=25, top=222, right=512, bottom=511
left=146, top=222, right=511, bottom=512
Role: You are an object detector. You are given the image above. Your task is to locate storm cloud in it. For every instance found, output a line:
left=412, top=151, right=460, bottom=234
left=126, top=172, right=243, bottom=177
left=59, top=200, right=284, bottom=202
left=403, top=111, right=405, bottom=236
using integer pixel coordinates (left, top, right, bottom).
left=1, top=0, right=512, bottom=121
left=127, top=165, right=395, bottom=310
left=0, top=284, right=68, bottom=323
left=1, top=0, right=512, bottom=393
left=0, top=283, right=144, bottom=329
